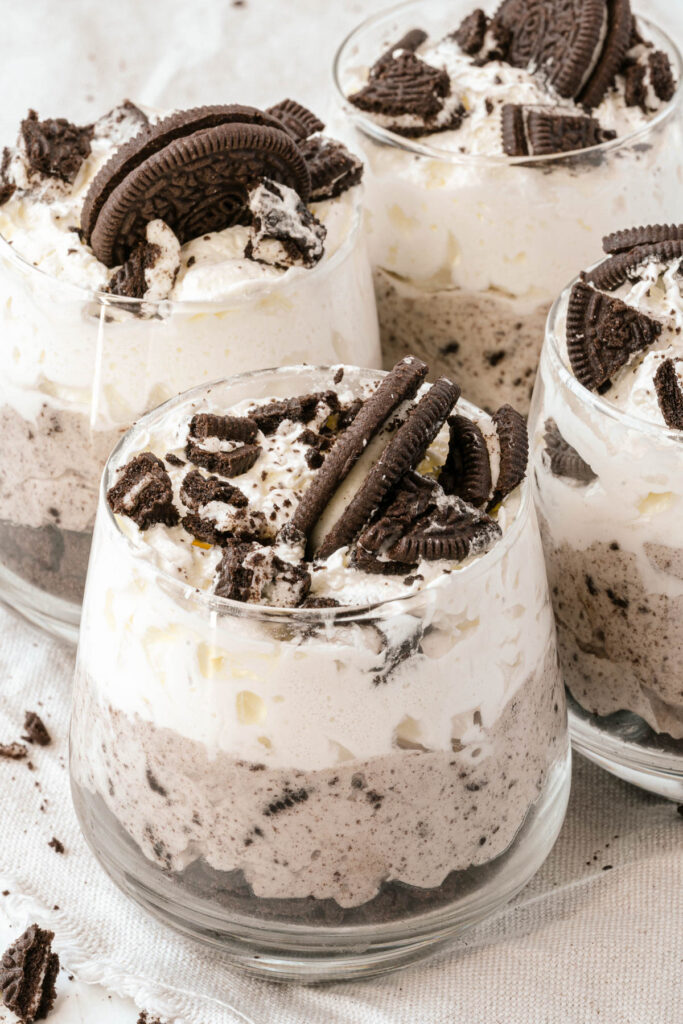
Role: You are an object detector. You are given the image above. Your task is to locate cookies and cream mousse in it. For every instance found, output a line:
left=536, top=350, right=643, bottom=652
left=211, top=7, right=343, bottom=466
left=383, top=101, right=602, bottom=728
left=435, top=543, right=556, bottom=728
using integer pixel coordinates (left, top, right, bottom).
left=71, top=356, right=567, bottom=917
left=337, top=0, right=681, bottom=413
left=533, top=224, right=683, bottom=739
left=0, top=98, right=377, bottom=615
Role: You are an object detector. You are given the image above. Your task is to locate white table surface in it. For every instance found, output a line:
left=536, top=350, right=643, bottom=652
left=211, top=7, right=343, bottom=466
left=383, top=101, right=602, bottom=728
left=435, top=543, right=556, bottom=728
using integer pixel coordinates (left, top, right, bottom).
left=1, top=2, right=682, bottom=1022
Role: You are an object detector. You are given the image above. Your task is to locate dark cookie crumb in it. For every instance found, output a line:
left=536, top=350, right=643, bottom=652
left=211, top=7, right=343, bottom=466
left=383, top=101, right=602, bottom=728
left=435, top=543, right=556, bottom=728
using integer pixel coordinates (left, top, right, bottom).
left=22, top=712, right=51, bottom=747
left=0, top=742, right=28, bottom=760
left=48, top=837, right=65, bottom=854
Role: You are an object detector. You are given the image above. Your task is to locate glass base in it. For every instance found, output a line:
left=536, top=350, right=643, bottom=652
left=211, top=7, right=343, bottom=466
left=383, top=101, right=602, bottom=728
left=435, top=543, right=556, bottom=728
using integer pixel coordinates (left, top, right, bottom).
left=71, top=749, right=570, bottom=982
left=0, top=561, right=80, bottom=643
left=568, top=693, right=683, bottom=801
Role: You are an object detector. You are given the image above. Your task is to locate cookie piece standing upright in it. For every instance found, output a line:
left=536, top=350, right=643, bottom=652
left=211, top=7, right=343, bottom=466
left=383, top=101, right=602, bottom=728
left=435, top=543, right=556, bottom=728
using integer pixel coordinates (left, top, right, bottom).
left=578, top=0, right=633, bottom=109
left=493, top=0, right=609, bottom=99
left=0, top=924, right=60, bottom=1023
left=654, top=358, right=683, bottom=429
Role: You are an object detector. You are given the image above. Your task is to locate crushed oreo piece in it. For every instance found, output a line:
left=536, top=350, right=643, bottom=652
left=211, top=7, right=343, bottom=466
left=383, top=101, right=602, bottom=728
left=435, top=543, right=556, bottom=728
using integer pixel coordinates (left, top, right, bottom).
left=649, top=49, right=676, bottom=103
left=165, top=452, right=185, bottom=467
left=180, top=468, right=248, bottom=509
left=453, top=9, right=488, bottom=55
left=492, top=0, right=608, bottom=100
left=245, top=178, right=326, bottom=269
left=624, top=61, right=647, bottom=110
left=489, top=405, right=529, bottom=508
left=249, top=391, right=339, bottom=435
left=301, top=595, right=340, bottom=608
left=442, top=415, right=492, bottom=507
left=22, top=712, right=51, bottom=747
left=353, top=548, right=418, bottom=576
left=544, top=419, right=597, bottom=483
left=0, top=147, right=16, bottom=205
left=182, top=503, right=268, bottom=546
left=584, top=240, right=683, bottom=291
left=215, top=541, right=310, bottom=606
left=603, top=223, right=683, bottom=254
left=579, top=0, right=633, bottom=109
left=566, top=280, right=662, bottom=390
left=0, top=743, right=28, bottom=760
left=358, top=471, right=437, bottom=553
left=190, top=413, right=258, bottom=444
left=266, top=99, right=324, bottom=141
left=185, top=439, right=262, bottom=478
left=348, top=53, right=462, bottom=137
left=20, top=109, right=93, bottom=183
left=317, top=376, right=460, bottom=559
left=502, top=105, right=615, bottom=157
left=106, top=236, right=161, bottom=298
left=48, top=837, right=64, bottom=854
left=107, top=452, right=179, bottom=529
left=0, top=924, right=59, bottom=1023
left=299, top=136, right=363, bottom=201
left=654, top=358, right=683, bottom=430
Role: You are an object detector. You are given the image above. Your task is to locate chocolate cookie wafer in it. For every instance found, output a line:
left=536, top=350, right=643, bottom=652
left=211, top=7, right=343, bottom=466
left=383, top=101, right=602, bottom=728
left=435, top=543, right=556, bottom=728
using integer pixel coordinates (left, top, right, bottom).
left=291, top=357, right=428, bottom=540
left=654, top=357, right=683, bottom=429
left=502, top=104, right=614, bottom=157
left=584, top=240, right=683, bottom=291
left=489, top=405, right=529, bottom=509
left=83, top=105, right=310, bottom=265
left=566, top=280, right=662, bottom=390
left=578, top=0, right=633, bottom=109
left=316, top=376, right=460, bottom=558
left=493, top=0, right=609, bottom=99
left=442, top=414, right=492, bottom=508
left=266, top=99, right=324, bottom=141
left=602, top=224, right=683, bottom=255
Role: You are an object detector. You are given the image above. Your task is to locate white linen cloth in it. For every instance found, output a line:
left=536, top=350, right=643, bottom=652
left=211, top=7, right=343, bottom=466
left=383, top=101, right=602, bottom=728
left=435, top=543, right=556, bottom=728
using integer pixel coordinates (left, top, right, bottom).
left=0, top=2, right=682, bottom=1021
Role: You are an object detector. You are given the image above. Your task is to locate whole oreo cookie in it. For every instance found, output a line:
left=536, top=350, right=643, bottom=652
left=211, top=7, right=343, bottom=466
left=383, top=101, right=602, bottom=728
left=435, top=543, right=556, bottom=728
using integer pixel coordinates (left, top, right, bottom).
left=493, top=0, right=608, bottom=99
left=316, top=376, right=460, bottom=559
left=566, top=280, right=662, bottom=390
left=584, top=240, right=683, bottom=291
left=602, top=224, right=683, bottom=255
left=578, top=0, right=632, bottom=108
left=82, top=104, right=310, bottom=266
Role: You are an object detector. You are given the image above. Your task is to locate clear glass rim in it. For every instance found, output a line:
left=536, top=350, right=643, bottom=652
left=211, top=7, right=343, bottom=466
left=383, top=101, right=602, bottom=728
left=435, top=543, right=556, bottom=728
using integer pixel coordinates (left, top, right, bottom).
left=100, top=363, right=533, bottom=622
left=332, top=3, right=683, bottom=166
left=544, top=263, right=683, bottom=445
left=0, top=185, right=364, bottom=311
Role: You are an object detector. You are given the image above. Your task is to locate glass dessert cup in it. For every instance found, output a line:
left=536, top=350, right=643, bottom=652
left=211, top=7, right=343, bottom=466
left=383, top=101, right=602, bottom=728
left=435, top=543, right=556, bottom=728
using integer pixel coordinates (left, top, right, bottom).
left=0, top=206, right=379, bottom=642
left=530, top=292, right=683, bottom=802
left=69, top=364, right=570, bottom=982
left=332, top=0, right=683, bottom=415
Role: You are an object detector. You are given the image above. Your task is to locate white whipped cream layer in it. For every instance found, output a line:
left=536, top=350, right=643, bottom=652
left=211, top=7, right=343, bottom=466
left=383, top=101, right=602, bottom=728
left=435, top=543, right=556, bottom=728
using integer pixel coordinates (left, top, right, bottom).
left=533, top=260, right=683, bottom=598
left=0, top=106, right=379, bottom=428
left=335, top=15, right=683, bottom=300
left=77, top=366, right=554, bottom=771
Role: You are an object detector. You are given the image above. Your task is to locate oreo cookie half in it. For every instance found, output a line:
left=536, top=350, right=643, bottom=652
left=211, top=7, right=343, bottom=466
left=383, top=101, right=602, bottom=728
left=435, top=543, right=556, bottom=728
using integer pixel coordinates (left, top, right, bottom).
left=316, top=376, right=460, bottom=559
left=544, top=418, right=597, bottom=483
left=442, top=414, right=492, bottom=508
left=291, top=358, right=428, bottom=540
left=654, top=358, right=683, bottom=430
left=488, top=405, right=529, bottom=508
left=299, top=136, right=363, bottom=201
left=493, top=0, right=609, bottom=99
left=0, top=924, right=59, bottom=1024
left=578, top=0, right=633, bottom=109
left=566, top=280, right=662, bottom=391
left=348, top=53, right=462, bottom=137
left=502, top=104, right=614, bottom=157
left=584, top=241, right=683, bottom=291
left=453, top=9, right=489, bottom=56
left=602, top=224, right=683, bottom=255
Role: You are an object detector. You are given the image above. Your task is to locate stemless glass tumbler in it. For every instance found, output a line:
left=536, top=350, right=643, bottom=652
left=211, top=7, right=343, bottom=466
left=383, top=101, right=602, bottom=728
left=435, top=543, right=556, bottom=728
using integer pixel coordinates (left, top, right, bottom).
left=530, top=286, right=683, bottom=802
left=0, top=204, right=378, bottom=640
left=70, top=365, right=570, bottom=981
left=332, top=0, right=683, bottom=414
